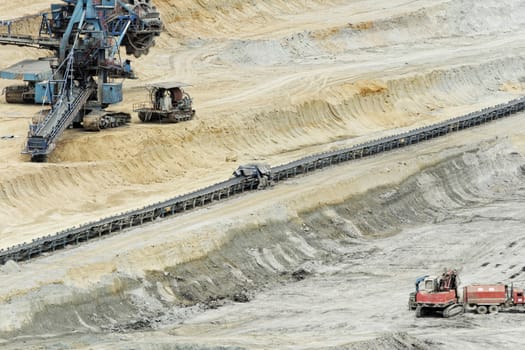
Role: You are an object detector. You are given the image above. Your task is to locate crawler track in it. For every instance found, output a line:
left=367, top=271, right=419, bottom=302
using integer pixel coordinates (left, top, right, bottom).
left=1, top=96, right=525, bottom=265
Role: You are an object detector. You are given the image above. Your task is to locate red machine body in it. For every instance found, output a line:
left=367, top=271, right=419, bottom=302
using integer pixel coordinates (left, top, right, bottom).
left=417, top=289, right=458, bottom=305
left=413, top=269, right=463, bottom=317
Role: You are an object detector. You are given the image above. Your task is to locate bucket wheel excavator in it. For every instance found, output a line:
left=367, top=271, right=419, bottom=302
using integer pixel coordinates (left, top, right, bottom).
left=0, top=0, right=163, bottom=161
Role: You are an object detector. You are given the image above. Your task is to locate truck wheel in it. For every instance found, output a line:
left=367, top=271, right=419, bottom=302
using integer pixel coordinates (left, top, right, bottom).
left=488, top=305, right=499, bottom=314
left=477, top=305, right=488, bottom=314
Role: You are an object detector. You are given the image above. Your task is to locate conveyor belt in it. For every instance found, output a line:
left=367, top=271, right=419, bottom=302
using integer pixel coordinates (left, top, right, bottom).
left=0, top=34, right=59, bottom=49
left=2, top=96, right=525, bottom=264
left=23, top=84, right=95, bottom=158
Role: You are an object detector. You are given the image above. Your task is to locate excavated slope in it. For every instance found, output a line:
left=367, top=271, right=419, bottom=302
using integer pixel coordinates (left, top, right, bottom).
left=1, top=0, right=525, bottom=249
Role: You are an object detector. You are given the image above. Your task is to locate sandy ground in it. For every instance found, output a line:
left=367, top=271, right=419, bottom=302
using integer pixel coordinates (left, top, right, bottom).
left=0, top=0, right=525, bottom=349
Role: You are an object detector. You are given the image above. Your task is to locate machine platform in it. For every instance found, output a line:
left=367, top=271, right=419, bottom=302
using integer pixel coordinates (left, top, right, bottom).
left=0, top=59, right=52, bottom=81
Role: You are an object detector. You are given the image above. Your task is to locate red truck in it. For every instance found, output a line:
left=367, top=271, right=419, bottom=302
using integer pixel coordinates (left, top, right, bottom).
left=463, top=284, right=525, bottom=314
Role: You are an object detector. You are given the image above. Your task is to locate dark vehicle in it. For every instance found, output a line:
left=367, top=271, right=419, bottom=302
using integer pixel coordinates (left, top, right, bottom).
left=133, top=82, right=195, bottom=123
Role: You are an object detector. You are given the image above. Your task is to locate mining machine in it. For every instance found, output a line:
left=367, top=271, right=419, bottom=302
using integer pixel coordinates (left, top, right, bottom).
left=133, top=82, right=195, bottom=123
left=411, top=272, right=525, bottom=316
left=412, top=269, right=464, bottom=318
left=0, top=0, right=162, bottom=161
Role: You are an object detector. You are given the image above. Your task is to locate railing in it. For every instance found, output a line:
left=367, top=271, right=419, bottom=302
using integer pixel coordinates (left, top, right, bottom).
left=132, top=101, right=153, bottom=111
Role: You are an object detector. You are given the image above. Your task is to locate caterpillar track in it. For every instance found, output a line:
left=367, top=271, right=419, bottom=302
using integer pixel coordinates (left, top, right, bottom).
left=1, top=96, right=525, bottom=265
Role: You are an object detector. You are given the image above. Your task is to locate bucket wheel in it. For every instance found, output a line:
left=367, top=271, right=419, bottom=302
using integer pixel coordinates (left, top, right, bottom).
left=121, top=0, right=163, bottom=58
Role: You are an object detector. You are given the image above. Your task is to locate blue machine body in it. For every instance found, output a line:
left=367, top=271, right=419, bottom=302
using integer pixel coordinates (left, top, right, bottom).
left=35, top=81, right=56, bottom=104
left=0, top=0, right=162, bottom=161
left=102, top=83, right=123, bottom=104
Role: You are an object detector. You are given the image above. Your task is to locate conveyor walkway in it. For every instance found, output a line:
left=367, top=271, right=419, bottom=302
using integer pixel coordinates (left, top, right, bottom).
left=0, top=33, right=59, bottom=49
left=24, top=84, right=95, bottom=158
